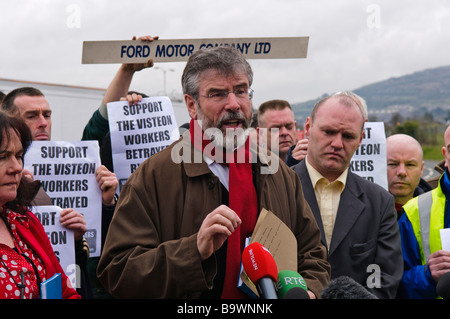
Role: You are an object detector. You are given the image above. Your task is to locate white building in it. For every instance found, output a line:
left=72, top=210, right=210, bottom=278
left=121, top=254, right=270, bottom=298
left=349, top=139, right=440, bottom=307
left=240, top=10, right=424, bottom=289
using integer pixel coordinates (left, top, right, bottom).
left=0, top=78, right=191, bottom=142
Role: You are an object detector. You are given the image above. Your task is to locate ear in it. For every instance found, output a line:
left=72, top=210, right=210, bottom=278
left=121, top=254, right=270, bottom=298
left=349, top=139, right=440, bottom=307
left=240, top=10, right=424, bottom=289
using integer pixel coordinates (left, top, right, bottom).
left=184, top=94, right=198, bottom=119
left=304, top=117, right=312, bottom=138
left=358, top=128, right=365, bottom=146
left=420, top=161, right=425, bottom=177
left=443, top=146, right=448, bottom=168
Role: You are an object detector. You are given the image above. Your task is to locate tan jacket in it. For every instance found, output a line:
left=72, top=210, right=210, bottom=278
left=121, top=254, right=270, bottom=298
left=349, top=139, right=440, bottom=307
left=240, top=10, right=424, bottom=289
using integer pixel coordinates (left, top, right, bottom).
left=97, top=132, right=330, bottom=298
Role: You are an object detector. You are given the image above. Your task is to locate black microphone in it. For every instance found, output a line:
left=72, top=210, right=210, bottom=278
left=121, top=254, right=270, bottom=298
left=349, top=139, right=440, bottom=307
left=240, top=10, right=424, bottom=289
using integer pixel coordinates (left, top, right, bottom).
left=321, top=276, right=378, bottom=299
left=437, top=271, right=450, bottom=298
left=284, top=287, right=310, bottom=299
left=242, top=242, right=278, bottom=299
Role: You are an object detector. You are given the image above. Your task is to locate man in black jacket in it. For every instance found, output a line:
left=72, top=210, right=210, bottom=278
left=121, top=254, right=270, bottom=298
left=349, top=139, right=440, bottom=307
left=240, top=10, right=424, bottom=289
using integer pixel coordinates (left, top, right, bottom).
left=292, top=92, right=403, bottom=299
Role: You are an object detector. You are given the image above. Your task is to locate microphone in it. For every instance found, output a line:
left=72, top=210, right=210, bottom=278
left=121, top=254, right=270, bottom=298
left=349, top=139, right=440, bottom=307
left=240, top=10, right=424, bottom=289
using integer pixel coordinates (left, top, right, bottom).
left=242, top=242, right=278, bottom=299
left=436, top=271, right=450, bottom=298
left=276, top=270, right=309, bottom=299
left=284, top=287, right=310, bottom=299
left=321, top=276, right=378, bottom=299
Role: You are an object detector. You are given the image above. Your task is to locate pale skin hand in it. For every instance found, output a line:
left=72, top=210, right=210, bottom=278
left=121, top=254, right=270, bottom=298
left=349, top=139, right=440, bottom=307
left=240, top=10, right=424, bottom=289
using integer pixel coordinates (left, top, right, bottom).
left=121, top=35, right=159, bottom=73
left=59, top=208, right=87, bottom=241
left=120, top=93, right=143, bottom=105
left=196, top=205, right=318, bottom=298
left=197, top=205, right=241, bottom=261
left=102, top=35, right=158, bottom=106
left=22, top=168, right=33, bottom=181
left=96, top=165, right=118, bottom=206
left=290, top=138, right=308, bottom=161
left=307, top=290, right=316, bottom=299
left=427, top=250, right=450, bottom=282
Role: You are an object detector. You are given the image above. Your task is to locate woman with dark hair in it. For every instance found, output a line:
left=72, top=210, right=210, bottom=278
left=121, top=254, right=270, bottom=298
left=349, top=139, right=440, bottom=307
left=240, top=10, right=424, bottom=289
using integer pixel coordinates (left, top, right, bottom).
left=0, top=111, right=80, bottom=299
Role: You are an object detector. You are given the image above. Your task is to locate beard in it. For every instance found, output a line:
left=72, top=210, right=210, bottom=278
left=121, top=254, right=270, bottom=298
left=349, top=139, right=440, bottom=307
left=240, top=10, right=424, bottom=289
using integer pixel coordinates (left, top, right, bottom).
left=196, top=104, right=251, bottom=152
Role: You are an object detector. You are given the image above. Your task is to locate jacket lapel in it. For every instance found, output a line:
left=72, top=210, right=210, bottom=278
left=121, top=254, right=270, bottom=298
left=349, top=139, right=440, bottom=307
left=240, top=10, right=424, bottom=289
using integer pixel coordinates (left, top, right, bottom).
left=294, top=162, right=366, bottom=257
left=328, top=172, right=365, bottom=257
left=294, top=161, right=327, bottom=247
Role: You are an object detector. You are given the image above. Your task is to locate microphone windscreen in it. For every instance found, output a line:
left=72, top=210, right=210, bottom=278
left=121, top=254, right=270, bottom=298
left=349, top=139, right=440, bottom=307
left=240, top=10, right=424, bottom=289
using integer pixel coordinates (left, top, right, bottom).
left=321, top=276, right=378, bottom=299
left=276, top=270, right=308, bottom=299
left=284, top=287, right=310, bottom=299
left=437, top=271, right=450, bottom=299
left=242, top=242, right=278, bottom=283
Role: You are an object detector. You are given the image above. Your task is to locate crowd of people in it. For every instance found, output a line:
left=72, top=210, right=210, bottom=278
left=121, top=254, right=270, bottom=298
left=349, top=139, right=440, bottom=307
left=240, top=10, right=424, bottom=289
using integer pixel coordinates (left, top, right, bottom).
left=0, top=37, right=449, bottom=299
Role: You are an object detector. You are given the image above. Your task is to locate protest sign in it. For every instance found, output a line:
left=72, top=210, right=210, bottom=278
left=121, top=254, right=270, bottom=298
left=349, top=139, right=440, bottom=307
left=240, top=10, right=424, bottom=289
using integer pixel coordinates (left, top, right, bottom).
left=350, top=122, right=388, bottom=190
left=24, top=141, right=102, bottom=257
left=107, top=96, right=180, bottom=191
left=31, top=205, right=77, bottom=288
left=82, top=37, right=309, bottom=64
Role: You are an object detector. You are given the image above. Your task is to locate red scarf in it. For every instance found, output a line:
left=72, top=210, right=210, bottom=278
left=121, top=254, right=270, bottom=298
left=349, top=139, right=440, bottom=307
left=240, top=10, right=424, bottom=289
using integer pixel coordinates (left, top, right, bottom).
left=189, top=119, right=258, bottom=298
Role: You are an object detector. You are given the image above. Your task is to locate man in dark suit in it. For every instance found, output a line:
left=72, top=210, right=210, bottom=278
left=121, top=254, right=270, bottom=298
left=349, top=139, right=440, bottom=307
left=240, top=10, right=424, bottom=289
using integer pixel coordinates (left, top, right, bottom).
left=292, top=92, right=403, bottom=299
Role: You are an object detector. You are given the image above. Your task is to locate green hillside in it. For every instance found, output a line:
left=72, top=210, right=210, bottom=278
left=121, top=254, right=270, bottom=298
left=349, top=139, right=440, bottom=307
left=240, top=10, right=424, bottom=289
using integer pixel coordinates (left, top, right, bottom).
left=292, top=65, right=450, bottom=124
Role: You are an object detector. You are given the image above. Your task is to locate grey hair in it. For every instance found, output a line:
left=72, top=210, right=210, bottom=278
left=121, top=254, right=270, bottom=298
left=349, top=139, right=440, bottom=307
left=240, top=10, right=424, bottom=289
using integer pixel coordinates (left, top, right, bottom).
left=181, top=46, right=253, bottom=99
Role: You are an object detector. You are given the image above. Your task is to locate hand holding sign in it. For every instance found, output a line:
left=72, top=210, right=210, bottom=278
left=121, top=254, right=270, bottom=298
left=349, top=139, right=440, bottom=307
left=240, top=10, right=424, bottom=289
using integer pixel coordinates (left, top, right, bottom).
left=95, top=165, right=118, bottom=206
left=120, top=92, right=143, bottom=105
left=59, top=208, right=87, bottom=241
left=121, top=35, right=159, bottom=72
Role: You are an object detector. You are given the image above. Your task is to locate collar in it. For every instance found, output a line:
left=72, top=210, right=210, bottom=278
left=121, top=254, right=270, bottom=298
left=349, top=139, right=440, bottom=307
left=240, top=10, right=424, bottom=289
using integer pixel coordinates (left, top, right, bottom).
left=2, top=207, right=30, bottom=229
left=305, top=156, right=347, bottom=193
left=442, top=168, right=450, bottom=198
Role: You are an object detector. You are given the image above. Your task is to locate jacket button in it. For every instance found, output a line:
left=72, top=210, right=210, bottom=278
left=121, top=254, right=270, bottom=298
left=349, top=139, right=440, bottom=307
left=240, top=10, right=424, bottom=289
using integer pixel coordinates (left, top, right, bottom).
left=207, top=179, right=215, bottom=189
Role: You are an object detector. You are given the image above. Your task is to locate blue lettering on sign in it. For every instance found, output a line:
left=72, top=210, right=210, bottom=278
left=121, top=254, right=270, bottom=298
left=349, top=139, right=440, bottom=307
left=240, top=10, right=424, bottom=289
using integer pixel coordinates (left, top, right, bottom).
left=155, top=44, right=194, bottom=58
left=199, top=42, right=251, bottom=55
left=254, top=42, right=271, bottom=54
left=120, top=45, right=151, bottom=58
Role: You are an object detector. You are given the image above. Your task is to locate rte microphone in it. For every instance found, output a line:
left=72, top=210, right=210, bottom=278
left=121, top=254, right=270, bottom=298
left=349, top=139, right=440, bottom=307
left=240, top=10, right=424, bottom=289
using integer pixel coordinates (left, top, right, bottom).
left=436, top=271, right=450, bottom=299
left=276, top=270, right=310, bottom=299
left=242, top=242, right=278, bottom=299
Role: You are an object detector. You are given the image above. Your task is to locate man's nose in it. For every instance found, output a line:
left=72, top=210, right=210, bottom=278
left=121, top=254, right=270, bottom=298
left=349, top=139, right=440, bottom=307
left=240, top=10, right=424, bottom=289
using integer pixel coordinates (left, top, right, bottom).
left=224, top=92, right=240, bottom=112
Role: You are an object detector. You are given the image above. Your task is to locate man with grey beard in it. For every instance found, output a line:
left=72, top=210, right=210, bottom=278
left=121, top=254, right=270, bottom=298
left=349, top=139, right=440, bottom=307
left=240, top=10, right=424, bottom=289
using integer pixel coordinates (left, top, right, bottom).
left=98, top=46, right=330, bottom=299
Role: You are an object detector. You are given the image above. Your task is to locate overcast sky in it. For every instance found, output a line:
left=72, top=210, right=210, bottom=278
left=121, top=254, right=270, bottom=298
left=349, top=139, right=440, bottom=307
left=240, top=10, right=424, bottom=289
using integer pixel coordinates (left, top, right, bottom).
left=1, top=0, right=450, bottom=108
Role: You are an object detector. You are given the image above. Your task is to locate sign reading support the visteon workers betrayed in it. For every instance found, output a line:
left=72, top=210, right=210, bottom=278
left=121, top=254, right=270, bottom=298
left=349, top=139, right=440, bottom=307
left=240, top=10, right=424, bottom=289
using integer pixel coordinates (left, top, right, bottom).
left=350, top=122, right=388, bottom=190
left=24, top=141, right=102, bottom=257
left=107, top=96, right=180, bottom=192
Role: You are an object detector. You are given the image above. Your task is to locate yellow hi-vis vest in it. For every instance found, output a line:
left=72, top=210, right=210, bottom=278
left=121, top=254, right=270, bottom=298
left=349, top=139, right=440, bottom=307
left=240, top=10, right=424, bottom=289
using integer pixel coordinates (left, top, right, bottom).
left=403, top=184, right=446, bottom=265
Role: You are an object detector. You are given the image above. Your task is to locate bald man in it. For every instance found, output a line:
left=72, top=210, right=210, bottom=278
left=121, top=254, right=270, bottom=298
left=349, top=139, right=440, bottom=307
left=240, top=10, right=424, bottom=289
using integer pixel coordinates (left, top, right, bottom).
left=386, top=134, right=432, bottom=214
left=397, top=126, right=450, bottom=298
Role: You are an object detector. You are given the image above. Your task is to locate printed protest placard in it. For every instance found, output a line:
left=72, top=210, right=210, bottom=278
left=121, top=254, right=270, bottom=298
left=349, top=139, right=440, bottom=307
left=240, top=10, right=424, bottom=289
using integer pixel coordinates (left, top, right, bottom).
left=107, top=96, right=180, bottom=191
left=82, top=37, right=309, bottom=64
left=350, top=122, right=388, bottom=190
left=24, top=141, right=102, bottom=257
left=31, top=206, right=77, bottom=288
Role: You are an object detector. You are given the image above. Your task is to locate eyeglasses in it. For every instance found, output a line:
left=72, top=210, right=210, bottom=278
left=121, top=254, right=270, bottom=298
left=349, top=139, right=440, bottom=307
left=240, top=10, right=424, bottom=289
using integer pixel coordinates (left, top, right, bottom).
left=200, top=88, right=254, bottom=102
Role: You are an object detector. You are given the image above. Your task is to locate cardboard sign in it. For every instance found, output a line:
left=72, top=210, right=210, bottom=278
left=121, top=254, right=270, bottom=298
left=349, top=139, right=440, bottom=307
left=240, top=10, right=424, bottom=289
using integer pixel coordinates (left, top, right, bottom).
left=107, top=96, right=180, bottom=191
left=82, top=37, right=309, bottom=64
left=350, top=122, right=388, bottom=190
left=24, top=141, right=102, bottom=257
